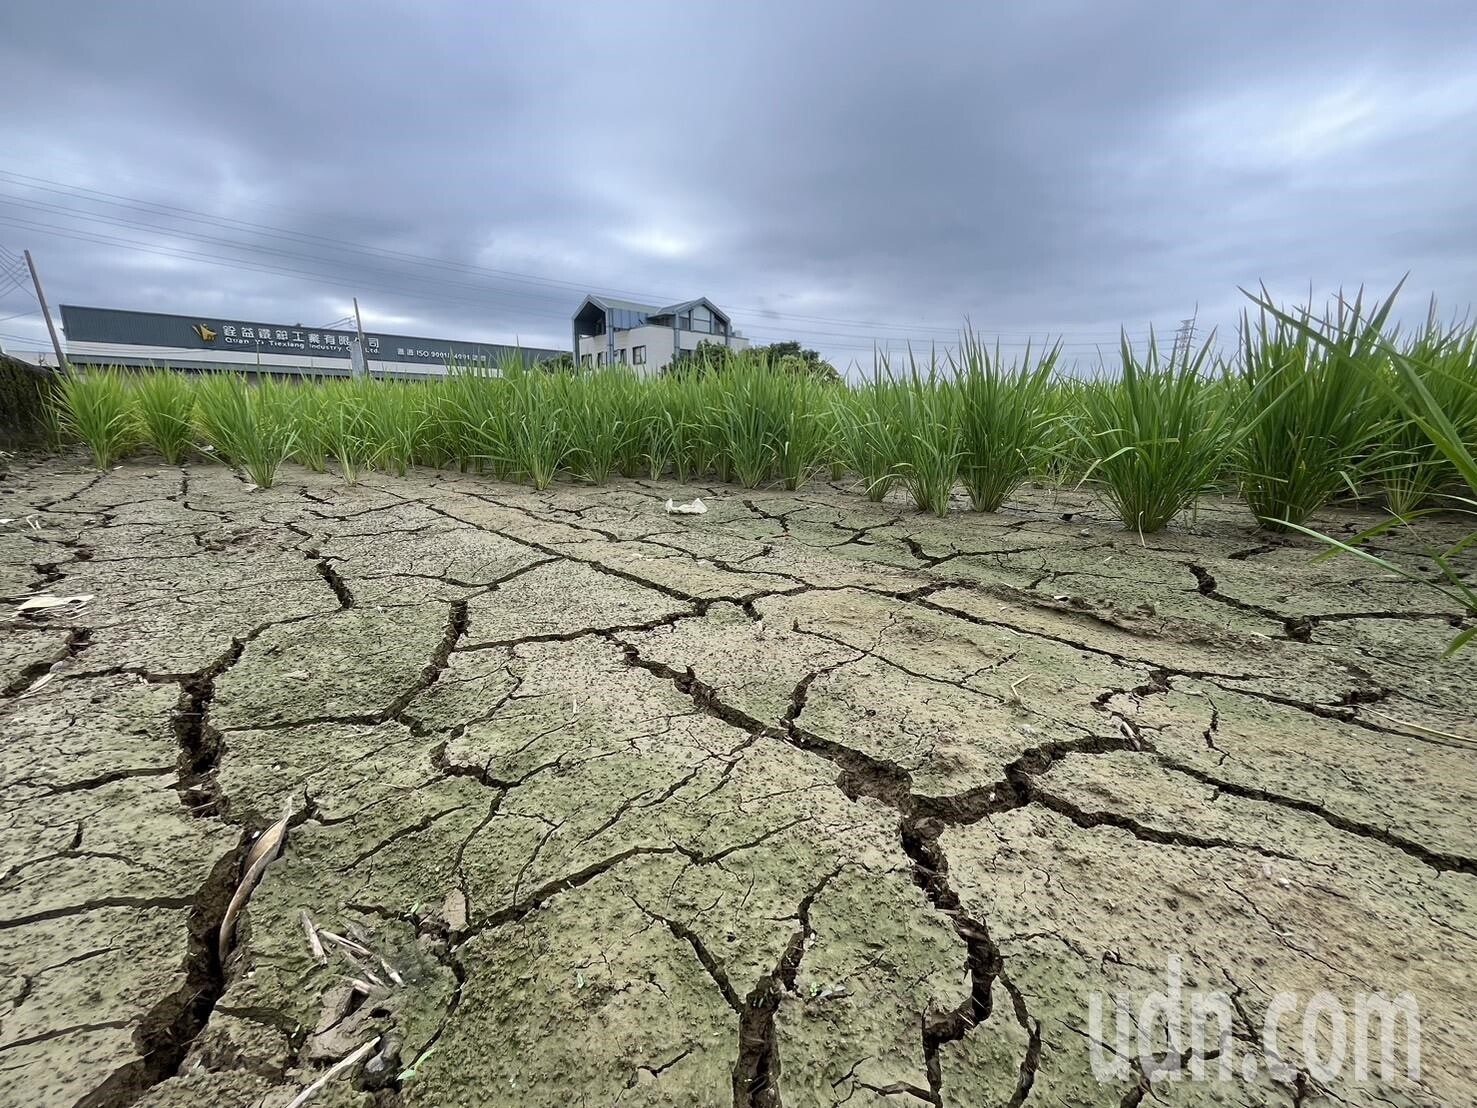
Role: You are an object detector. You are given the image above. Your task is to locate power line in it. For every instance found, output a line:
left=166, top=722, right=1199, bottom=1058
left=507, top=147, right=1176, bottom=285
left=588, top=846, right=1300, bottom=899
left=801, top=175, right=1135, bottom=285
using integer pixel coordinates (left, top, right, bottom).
left=0, top=212, right=1166, bottom=357
left=0, top=212, right=575, bottom=336
left=0, top=170, right=1160, bottom=342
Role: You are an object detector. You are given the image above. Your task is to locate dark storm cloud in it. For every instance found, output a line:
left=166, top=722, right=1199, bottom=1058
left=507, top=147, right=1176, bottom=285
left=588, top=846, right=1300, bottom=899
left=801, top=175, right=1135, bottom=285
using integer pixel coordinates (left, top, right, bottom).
left=3, top=0, right=1477, bottom=367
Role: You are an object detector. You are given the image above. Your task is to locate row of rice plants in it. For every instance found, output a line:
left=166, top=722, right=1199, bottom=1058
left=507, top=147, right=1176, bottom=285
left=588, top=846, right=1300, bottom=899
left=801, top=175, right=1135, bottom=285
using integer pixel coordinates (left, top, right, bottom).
left=49, top=289, right=1477, bottom=536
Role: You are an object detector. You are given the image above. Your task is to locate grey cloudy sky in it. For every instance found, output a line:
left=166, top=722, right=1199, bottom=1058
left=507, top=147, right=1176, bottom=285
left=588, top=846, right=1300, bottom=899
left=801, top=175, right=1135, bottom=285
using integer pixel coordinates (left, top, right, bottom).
left=3, top=0, right=1476, bottom=369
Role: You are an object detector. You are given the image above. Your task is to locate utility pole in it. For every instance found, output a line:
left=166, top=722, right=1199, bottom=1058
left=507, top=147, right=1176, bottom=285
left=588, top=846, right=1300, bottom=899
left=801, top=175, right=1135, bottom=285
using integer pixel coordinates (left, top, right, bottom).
left=1170, top=308, right=1198, bottom=367
left=24, top=250, right=68, bottom=372
left=352, top=297, right=370, bottom=379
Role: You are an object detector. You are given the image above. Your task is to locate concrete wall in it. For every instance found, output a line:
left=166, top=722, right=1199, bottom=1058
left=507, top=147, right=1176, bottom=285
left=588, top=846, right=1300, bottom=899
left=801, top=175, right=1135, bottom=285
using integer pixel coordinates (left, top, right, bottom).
left=576, top=324, right=750, bottom=376
left=62, top=341, right=522, bottom=379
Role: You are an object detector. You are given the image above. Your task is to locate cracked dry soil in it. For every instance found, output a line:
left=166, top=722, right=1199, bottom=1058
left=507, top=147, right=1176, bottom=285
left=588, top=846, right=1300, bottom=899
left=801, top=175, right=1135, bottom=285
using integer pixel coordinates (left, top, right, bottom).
left=1, top=457, right=1474, bottom=1108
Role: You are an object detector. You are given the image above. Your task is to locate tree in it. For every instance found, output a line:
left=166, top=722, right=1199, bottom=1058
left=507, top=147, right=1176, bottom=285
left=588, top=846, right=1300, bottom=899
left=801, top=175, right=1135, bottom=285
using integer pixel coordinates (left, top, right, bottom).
left=774, top=351, right=842, bottom=384
left=662, top=339, right=841, bottom=383
left=762, top=341, right=841, bottom=383
left=536, top=352, right=578, bottom=374
left=662, top=340, right=734, bottom=377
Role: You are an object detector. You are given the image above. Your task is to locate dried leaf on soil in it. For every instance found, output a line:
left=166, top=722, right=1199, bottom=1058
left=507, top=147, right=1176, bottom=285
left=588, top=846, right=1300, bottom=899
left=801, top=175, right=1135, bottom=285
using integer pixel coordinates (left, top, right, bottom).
left=218, top=801, right=292, bottom=963
left=284, top=1036, right=380, bottom=1108
left=16, top=593, right=94, bottom=614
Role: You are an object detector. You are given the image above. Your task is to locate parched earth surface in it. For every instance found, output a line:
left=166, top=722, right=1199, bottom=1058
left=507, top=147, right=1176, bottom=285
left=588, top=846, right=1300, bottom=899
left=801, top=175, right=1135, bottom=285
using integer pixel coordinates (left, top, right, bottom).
left=2, top=456, right=1475, bottom=1108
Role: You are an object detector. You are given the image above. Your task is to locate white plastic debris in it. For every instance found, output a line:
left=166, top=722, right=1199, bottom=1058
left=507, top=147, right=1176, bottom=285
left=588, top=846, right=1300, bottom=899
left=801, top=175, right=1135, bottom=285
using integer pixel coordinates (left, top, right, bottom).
left=16, top=594, right=94, bottom=615
left=664, top=497, right=707, bottom=516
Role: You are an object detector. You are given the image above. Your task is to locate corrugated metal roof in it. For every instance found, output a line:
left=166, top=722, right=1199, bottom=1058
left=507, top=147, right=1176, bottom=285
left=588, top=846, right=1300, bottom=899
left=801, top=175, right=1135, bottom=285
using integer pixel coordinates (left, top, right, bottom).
left=583, top=295, right=661, bottom=315
left=574, top=294, right=732, bottom=333
left=652, top=297, right=730, bottom=323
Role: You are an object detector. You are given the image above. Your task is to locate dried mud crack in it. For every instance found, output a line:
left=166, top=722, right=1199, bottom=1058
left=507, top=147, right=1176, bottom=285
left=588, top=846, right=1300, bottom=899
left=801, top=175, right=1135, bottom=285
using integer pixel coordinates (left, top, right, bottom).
left=1, top=459, right=1473, bottom=1108
left=71, top=843, right=244, bottom=1108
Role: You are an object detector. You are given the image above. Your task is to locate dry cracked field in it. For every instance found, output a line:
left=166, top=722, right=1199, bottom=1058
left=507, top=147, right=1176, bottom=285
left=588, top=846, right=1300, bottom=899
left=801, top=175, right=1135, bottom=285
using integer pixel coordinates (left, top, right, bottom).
left=2, top=456, right=1475, bottom=1108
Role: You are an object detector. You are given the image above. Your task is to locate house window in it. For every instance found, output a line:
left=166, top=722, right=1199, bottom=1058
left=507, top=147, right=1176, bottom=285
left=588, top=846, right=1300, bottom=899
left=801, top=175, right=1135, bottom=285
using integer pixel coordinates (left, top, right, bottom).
left=597, top=351, right=605, bottom=366
left=580, top=353, right=592, bottom=368
left=617, top=349, right=626, bottom=364
left=632, top=345, right=646, bottom=365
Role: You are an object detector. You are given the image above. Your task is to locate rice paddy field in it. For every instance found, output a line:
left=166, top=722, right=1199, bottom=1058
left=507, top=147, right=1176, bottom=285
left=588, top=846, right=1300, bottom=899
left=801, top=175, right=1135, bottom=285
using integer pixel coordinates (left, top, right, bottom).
left=2, top=295, right=1476, bottom=1107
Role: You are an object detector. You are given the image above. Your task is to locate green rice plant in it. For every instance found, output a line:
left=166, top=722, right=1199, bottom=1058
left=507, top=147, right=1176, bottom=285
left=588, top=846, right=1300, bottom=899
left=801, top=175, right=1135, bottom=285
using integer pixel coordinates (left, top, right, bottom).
left=691, top=373, right=730, bottom=483
left=1248, top=285, right=1477, bottom=653
left=286, top=383, right=333, bottom=472
left=952, top=329, right=1061, bottom=511
left=57, top=368, right=136, bottom=469
left=561, top=372, right=623, bottom=484
left=834, top=372, right=904, bottom=501
left=413, top=380, right=457, bottom=470
left=824, top=393, right=848, bottom=483
left=328, top=385, right=370, bottom=483
left=894, top=352, right=961, bottom=516
left=436, top=367, right=498, bottom=474
left=775, top=372, right=830, bottom=490
left=1380, top=312, right=1477, bottom=514
left=193, top=374, right=297, bottom=488
left=1076, top=333, right=1244, bottom=534
left=1234, top=290, right=1390, bottom=530
left=714, top=359, right=785, bottom=489
left=653, top=374, right=704, bottom=483
left=505, top=370, right=565, bottom=489
left=645, top=404, right=674, bottom=480
left=352, top=379, right=428, bottom=476
left=129, top=370, right=196, bottom=465
left=609, top=371, right=654, bottom=478
left=1033, top=377, right=1093, bottom=486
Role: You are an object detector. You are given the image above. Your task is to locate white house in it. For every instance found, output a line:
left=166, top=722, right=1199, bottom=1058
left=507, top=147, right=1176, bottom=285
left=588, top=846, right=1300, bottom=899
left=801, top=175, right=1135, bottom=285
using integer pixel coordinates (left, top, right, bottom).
left=572, top=295, right=749, bottom=375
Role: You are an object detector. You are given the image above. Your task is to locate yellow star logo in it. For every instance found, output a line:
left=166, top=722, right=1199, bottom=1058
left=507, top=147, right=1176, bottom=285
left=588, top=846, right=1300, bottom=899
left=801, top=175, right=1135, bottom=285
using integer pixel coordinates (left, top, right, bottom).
left=194, top=323, right=218, bottom=341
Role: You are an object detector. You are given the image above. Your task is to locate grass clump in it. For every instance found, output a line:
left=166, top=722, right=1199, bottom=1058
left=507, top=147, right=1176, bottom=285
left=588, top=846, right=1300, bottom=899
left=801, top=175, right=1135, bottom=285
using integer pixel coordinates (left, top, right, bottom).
left=194, top=375, right=297, bottom=488
left=57, top=368, right=135, bottom=469
left=834, top=373, right=904, bottom=501
left=562, top=370, right=627, bottom=484
left=954, top=329, right=1061, bottom=511
left=505, top=370, right=565, bottom=489
left=1248, top=284, right=1477, bottom=652
left=774, top=371, right=830, bottom=491
left=1078, top=334, right=1242, bottom=534
left=1381, top=314, right=1477, bottom=514
left=130, top=371, right=197, bottom=464
left=355, top=379, right=429, bottom=477
left=894, top=354, right=961, bottom=516
left=1234, top=291, right=1388, bottom=530
left=715, top=361, right=784, bottom=489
